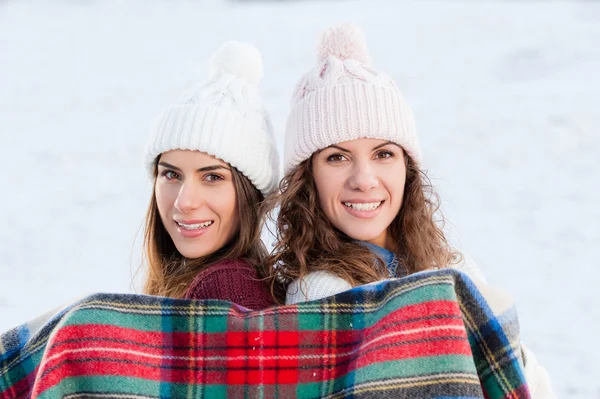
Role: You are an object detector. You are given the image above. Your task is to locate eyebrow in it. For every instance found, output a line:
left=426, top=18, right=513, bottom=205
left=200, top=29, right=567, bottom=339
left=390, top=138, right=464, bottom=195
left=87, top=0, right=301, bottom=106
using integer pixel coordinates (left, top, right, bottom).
left=372, top=141, right=400, bottom=151
left=324, top=141, right=400, bottom=153
left=327, top=144, right=350, bottom=153
left=158, top=162, right=231, bottom=173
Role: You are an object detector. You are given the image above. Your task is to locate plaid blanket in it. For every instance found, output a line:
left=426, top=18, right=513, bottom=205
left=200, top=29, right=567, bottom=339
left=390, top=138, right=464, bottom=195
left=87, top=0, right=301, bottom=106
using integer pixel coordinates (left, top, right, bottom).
left=0, top=269, right=529, bottom=399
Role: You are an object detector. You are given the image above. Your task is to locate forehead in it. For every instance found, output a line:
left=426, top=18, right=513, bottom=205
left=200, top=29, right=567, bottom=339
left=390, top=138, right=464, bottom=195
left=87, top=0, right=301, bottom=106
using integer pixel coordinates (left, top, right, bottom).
left=159, top=150, right=229, bottom=167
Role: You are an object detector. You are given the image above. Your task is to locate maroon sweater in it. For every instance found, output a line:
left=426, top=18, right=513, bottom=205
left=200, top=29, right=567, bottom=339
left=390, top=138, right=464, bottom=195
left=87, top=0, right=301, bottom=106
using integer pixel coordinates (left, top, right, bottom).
left=182, top=259, right=274, bottom=311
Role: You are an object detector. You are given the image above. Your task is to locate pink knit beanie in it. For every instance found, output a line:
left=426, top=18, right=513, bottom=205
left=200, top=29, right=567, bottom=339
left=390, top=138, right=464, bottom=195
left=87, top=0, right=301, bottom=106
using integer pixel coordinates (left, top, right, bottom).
left=284, top=23, right=422, bottom=173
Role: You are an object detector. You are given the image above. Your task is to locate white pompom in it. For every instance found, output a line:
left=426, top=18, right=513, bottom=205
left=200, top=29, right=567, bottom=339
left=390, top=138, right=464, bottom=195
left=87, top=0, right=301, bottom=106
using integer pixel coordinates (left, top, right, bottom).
left=209, top=41, right=264, bottom=88
left=317, top=23, right=372, bottom=64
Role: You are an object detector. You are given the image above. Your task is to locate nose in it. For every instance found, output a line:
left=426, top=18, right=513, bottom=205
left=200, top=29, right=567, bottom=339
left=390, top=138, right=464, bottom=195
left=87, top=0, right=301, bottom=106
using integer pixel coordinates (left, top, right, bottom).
left=174, top=182, right=204, bottom=213
left=348, top=161, right=379, bottom=192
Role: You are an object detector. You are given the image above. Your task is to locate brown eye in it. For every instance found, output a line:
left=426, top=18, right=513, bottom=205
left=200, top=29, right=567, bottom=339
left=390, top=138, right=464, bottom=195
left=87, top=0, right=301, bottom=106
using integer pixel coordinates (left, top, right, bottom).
left=375, top=150, right=394, bottom=159
left=161, top=170, right=181, bottom=180
left=326, top=153, right=347, bottom=163
left=205, top=174, right=224, bottom=182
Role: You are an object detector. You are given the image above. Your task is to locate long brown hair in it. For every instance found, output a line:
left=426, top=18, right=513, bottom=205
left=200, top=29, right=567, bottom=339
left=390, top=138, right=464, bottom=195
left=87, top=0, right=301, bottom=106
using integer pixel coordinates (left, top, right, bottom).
left=142, top=157, right=268, bottom=298
left=264, top=155, right=460, bottom=303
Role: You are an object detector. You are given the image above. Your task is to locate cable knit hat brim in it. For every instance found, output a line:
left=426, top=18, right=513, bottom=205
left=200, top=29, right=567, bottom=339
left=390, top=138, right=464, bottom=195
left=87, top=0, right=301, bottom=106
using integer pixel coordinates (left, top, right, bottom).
left=146, top=104, right=279, bottom=195
left=285, top=81, right=421, bottom=174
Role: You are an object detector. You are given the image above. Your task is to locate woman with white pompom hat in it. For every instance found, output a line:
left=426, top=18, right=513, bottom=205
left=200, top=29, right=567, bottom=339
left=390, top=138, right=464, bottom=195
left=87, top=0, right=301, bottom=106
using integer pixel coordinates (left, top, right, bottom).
left=264, top=23, right=555, bottom=397
left=141, top=41, right=279, bottom=310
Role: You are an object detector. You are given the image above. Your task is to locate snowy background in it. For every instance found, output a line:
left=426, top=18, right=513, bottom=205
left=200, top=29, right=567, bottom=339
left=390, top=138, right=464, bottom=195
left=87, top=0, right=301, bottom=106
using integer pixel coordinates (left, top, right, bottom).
left=1, top=0, right=598, bottom=397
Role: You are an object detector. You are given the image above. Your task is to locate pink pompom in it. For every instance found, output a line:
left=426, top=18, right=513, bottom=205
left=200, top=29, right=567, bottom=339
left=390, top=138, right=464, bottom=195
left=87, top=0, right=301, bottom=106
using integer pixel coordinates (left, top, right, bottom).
left=317, top=23, right=372, bottom=64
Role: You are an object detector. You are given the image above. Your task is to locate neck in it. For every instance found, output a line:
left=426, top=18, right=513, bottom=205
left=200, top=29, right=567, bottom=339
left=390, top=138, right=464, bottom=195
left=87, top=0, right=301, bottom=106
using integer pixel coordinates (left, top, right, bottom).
left=366, top=235, right=395, bottom=252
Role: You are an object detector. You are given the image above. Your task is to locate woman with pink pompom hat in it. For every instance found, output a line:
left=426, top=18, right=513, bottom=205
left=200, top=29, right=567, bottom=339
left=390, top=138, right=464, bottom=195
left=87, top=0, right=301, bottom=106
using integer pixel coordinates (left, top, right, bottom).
left=265, top=22, right=452, bottom=304
left=264, top=23, right=555, bottom=397
left=141, top=41, right=279, bottom=310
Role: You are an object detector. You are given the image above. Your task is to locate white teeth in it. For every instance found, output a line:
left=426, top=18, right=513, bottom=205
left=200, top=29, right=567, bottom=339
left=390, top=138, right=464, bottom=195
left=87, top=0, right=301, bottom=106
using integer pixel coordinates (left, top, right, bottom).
left=177, top=221, right=213, bottom=230
left=343, top=202, right=382, bottom=211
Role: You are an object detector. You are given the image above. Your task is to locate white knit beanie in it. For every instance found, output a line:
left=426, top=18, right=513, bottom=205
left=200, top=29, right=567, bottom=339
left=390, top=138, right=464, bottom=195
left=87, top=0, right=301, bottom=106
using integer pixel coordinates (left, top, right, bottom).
left=284, top=23, right=422, bottom=173
left=145, top=41, right=279, bottom=196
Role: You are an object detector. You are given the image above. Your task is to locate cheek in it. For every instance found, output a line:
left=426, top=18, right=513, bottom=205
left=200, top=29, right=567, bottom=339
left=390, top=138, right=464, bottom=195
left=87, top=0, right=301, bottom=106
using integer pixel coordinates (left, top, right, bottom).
left=313, top=167, right=344, bottom=211
left=154, top=183, right=175, bottom=219
left=213, top=185, right=239, bottom=229
left=225, top=196, right=240, bottom=228
left=385, top=168, right=407, bottom=208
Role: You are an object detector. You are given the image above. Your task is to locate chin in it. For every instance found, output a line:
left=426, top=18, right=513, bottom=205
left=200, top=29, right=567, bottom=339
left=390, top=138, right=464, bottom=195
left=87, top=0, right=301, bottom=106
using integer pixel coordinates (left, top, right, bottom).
left=340, top=227, right=385, bottom=243
left=176, top=245, right=213, bottom=260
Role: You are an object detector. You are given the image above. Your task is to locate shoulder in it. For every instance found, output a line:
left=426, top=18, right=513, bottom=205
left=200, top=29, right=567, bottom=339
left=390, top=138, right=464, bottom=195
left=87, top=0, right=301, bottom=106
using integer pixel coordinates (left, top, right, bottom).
left=192, top=259, right=257, bottom=280
left=448, top=253, right=556, bottom=396
left=447, top=252, right=515, bottom=314
left=449, top=252, right=488, bottom=284
left=286, top=271, right=353, bottom=305
left=183, top=259, right=274, bottom=310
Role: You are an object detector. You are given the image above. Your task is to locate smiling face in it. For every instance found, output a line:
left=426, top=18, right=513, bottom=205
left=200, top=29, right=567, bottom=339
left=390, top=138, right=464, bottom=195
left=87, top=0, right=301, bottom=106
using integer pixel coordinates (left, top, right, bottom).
left=311, top=138, right=407, bottom=250
left=154, top=150, right=239, bottom=259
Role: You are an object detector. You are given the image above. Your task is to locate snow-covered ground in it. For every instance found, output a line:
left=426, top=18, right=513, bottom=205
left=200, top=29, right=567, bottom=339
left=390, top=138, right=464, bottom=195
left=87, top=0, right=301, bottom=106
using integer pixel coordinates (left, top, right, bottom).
left=1, top=0, right=598, bottom=397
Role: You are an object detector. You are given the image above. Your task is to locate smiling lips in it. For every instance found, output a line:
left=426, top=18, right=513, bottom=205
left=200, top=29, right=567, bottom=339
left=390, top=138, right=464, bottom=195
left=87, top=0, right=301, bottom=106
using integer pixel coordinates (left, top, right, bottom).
left=174, top=220, right=214, bottom=238
left=343, top=201, right=382, bottom=211
left=176, top=220, right=213, bottom=230
left=342, top=200, right=384, bottom=219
